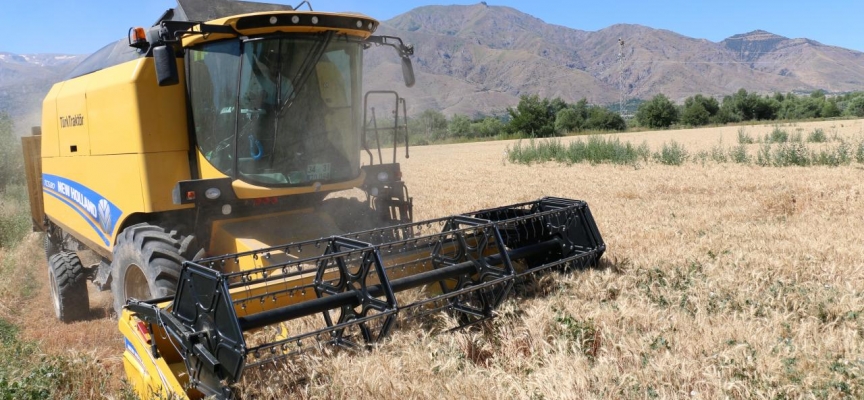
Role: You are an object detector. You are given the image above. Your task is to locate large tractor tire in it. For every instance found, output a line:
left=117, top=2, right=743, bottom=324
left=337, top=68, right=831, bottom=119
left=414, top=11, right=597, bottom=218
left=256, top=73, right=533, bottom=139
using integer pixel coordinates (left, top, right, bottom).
left=44, top=233, right=61, bottom=259
left=47, top=252, right=89, bottom=322
left=110, top=223, right=200, bottom=315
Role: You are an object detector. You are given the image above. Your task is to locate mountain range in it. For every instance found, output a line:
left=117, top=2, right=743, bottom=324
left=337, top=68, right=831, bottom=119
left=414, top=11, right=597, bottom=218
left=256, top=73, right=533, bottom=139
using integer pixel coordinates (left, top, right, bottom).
left=364, top=3, right=864, bottom=116
left=3, top=3, right=864, bottom=135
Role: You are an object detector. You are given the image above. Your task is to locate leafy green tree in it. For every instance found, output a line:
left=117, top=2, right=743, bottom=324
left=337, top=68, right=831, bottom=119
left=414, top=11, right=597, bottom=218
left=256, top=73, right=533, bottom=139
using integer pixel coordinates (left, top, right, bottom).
left=680, top=102, right=710, bottom=126
left=821, top=99, right=841, bottom=118
left=752, top=96, right=780, bottom=120
left=554, top=107, right=584, bottom=134
left=472, top=117, right=505, bottom=138
left=636, top=94, right=679, bottom=128
left=549, top=97, right=569, bottom=116
left=786, top=97, right=823, bottom=119
left=447, top=114, right=472, bottom=137
left=680, top=94, right=719, bottom=126
left=507, top=94, right=556, bottom=137
left=844, top=96, right=864, bottom=117
left=772, top=92, right=786, bottom=103
left=585, top=107, right=626, bottom=131
left=720, top=89, right=778, bottom=121
left=686, top=94, right=720, bottom=116
left=413, top=109, right=448, bottom=141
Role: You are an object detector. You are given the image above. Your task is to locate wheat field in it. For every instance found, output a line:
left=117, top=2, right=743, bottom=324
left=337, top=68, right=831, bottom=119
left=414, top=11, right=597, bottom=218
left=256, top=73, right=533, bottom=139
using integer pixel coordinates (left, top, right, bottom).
left=2, top=119, right=863, bottom=399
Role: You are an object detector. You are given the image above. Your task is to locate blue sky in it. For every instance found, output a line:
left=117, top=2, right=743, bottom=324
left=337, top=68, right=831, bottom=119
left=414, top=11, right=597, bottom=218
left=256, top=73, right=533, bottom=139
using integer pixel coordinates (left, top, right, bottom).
left=1, top=1, right=861, bottom=55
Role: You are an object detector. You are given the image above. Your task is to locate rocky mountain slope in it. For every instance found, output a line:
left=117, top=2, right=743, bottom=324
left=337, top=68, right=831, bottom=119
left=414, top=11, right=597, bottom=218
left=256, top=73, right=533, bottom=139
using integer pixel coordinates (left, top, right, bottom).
left=364, top=3, right=864, bottom=116
left=0, top=53, right=85, bottom=135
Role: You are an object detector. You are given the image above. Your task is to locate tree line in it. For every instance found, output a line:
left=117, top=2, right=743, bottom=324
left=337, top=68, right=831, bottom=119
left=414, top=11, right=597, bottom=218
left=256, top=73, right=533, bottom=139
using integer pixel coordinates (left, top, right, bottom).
left=636, top=89, right=864, bottom=129
left=407, top=95, right=625, bottom=143
left=404, top=89, right=864, bottom=143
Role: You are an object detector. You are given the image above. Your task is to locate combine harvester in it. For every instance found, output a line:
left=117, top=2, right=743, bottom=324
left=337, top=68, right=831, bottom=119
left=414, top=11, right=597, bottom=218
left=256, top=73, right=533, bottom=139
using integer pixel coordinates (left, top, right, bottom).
left=20, top=0, right=605, bottom=398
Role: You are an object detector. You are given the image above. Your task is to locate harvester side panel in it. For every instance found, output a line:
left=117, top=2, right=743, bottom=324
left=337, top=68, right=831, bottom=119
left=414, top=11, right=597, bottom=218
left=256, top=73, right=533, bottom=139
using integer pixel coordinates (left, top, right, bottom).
left=40, top=57, right=193, bottom=253
left=83, top=59, right=189, bottom=155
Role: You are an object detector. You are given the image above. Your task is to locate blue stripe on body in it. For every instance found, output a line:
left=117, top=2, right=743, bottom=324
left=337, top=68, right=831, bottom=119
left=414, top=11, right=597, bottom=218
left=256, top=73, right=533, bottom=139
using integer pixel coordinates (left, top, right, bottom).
left=44, top=188, right=110, bottom=246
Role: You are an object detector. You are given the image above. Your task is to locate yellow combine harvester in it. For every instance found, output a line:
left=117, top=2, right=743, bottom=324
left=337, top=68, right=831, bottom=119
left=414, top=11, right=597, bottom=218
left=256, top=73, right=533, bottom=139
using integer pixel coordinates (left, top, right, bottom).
left=21, top=0, right=605, bottom=398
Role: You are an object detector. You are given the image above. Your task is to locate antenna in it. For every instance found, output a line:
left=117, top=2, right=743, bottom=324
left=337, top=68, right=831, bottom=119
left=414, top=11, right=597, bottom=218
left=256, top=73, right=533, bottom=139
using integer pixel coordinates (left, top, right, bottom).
left=617, top=38, right=626, bottom=116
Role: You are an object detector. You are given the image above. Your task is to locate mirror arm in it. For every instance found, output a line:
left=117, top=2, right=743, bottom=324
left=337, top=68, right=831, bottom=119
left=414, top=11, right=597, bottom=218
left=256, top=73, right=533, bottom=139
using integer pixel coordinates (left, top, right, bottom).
left=366, top=35, right=416, bottom=88
left=366, top=35, right=414, bottom=58
left=155, top=21, right=238, bottom=46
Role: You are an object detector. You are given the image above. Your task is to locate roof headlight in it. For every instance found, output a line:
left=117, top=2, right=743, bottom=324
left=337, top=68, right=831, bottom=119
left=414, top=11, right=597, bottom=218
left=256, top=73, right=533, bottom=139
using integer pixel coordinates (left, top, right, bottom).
left=377, top=171, right=390, bottom=182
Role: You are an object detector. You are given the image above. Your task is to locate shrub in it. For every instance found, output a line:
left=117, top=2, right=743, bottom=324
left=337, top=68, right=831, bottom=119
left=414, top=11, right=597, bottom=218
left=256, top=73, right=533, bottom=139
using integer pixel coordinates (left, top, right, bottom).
left=711, top=141, right=728, bottom=163
left=654, top=141, right=688, bottom=165
left=857, top=141, right=864, bottom=163
left=773, top=142, right=810, bottom=167
left=807, top=128, right=827, bottom=143
left=0, top=185, right=31, bottom=248
left=737, top=127, right=755, bottom=144
left=507, top=137, right=649, bottom=166
left=766, top=127, right=789, bottom=143
left=730, top=144, right=750, bottom=164
left=756, top=143, right=772, bottom=166
left=789, top=131, right=803, bottom=143
left=554, top=313, right=600, bottom=360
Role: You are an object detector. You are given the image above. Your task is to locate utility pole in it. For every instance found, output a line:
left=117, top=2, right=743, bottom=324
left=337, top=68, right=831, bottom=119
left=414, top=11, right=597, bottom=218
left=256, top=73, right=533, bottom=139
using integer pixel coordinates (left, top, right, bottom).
left=617, top=38, right=626, bottom=116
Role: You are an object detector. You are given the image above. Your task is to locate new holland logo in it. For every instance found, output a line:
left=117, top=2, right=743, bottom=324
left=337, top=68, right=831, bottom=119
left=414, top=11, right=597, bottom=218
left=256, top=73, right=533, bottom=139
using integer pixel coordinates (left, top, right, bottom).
left=98, top=199, right=112, bottom=234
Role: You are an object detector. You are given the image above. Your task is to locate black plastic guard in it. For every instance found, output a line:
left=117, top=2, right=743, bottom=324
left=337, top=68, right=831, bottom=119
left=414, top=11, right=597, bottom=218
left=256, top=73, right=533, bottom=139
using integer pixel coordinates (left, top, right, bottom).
left=171, top=262, right=246, bottom=391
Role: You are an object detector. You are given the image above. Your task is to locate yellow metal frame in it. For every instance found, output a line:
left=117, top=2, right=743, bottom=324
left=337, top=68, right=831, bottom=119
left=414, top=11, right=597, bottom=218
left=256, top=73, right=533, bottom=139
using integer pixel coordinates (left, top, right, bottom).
left=181, top=11, right=376, bottom=48
left=119, top=308, right=194, bottom=399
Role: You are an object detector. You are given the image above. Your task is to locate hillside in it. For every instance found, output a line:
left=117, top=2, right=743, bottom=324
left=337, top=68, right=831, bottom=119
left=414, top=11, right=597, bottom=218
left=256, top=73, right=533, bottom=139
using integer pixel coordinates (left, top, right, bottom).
left=3, top=3, right=864, bottom=130
left=0, top=53, right=85, bottom=136
left=365, top=3, right=864, bottom=116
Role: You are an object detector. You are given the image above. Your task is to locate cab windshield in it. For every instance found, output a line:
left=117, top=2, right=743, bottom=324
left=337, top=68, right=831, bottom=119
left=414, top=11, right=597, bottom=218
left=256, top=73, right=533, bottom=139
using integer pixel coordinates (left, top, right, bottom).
left=188, top=34, right=362, bottom=186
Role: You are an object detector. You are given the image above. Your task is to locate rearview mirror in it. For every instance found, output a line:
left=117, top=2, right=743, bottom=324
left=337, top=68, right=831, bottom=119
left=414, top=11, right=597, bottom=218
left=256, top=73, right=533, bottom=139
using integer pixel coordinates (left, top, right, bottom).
left=401, top=57, right=415, bottom=88
left=153, top=45, right=179, bottom=86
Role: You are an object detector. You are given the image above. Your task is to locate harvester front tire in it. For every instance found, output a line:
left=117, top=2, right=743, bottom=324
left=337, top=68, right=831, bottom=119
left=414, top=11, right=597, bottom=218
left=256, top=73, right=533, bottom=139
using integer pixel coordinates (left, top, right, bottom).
left=47, top=252, right=89, bottom=322
left=110, top=223, right=199, bottom=316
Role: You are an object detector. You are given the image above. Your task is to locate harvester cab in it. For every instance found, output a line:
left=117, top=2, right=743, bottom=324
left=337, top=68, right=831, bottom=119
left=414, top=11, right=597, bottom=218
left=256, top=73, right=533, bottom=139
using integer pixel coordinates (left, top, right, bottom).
left=17, top=0, right=607, bottom=398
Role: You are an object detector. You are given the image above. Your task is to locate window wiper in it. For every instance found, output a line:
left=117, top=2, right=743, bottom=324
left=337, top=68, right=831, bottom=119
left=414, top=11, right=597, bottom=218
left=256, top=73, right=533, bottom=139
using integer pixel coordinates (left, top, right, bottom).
left=276, top=31, right=334, bottom=118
